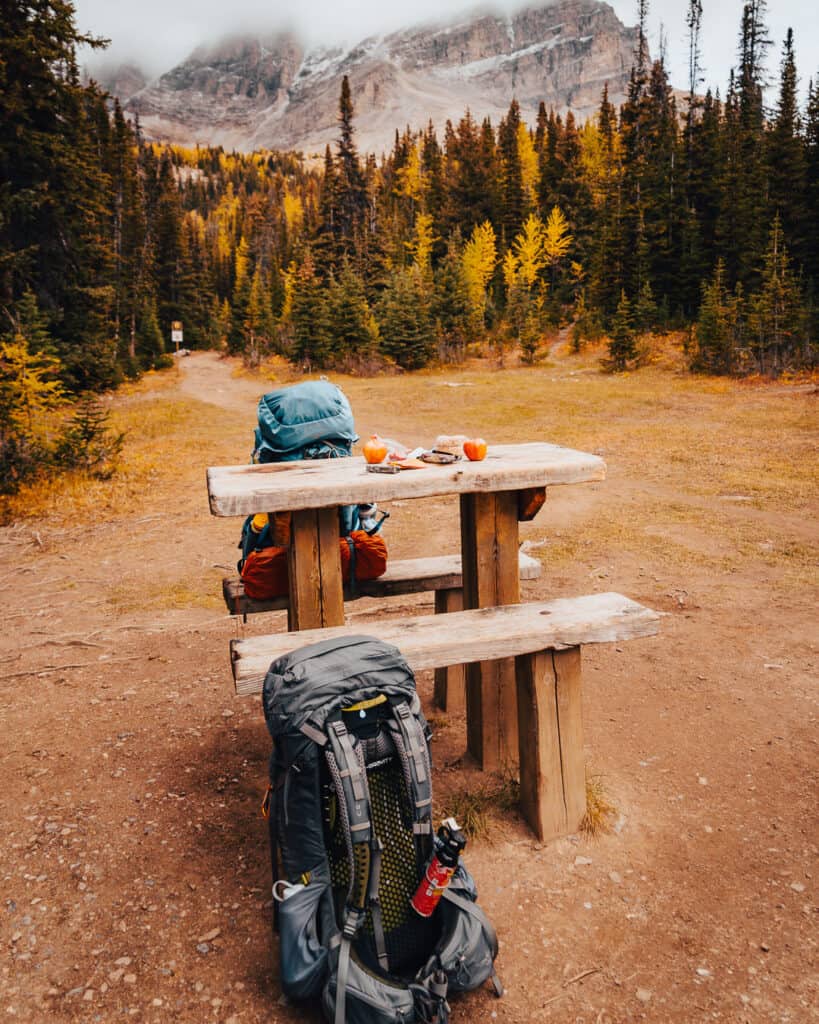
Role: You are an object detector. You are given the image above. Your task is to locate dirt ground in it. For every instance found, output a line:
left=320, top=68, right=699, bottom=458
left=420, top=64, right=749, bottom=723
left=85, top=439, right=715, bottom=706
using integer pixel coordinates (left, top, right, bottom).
left=0, top=350, right=816, bottom=1024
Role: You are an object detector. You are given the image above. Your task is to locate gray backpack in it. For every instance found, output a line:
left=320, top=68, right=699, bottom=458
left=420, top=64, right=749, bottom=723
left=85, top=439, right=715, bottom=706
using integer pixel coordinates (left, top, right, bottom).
left=262, top=636, right=503, bottom=1023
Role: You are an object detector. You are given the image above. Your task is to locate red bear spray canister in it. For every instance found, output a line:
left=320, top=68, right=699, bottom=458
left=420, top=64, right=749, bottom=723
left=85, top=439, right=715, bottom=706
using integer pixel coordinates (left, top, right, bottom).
left=410, top=818, right=467, bottom=918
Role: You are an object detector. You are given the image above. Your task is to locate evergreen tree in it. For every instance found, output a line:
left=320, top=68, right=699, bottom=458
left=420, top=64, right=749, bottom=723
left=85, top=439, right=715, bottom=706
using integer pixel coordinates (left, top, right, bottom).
left=748, top=214, right=807, bottom=373
left=692, top=259, right=745, bottom=374
left=441, top=112, right=496, bottom=238
left=497, top=99, right=524, bottom=242
left=633, top=278, right=658, bottom=333
left=805, top=78, right=819, bottom=340
left=587, top=85, right=625, bottom=322
left=432, top=233, right=470, bottom=358
left=608, top=290, right=636, bottom=370
left=291, top=254, right=332, bottom=368
left=244, top=266, right=275, bottom=366
left=333, top=76, right=368, bottom=255
left=719, top=0, right=771, bottom=290
left=228, top=236, right=252, bottom=353
left=54, top=395, right=124, bottom=476
left=11, top=289, right=54, bottom=356
left=314, top=144, right=339, bottom=268
left=377, top=268, right=435, bottom=369
left=135, top=297, right=168, bottom=371
left=767, top=30, right=807, bottom=266
left=327, top=262, right=376, bottom=361
left=0, top=0, right=107, bottom=332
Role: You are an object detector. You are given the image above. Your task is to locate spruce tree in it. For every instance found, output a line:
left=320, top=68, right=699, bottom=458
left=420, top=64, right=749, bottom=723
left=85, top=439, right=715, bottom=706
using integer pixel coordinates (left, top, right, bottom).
left=12, top=289, right=54, bottom=356
left=805, top=79, right=819, bottom=341
left=633, top=279, right=657, bottom=334
left=724, top=0, right=772, bottom=290
left=377, top=268, right=435, bottom=369
left=333, top=76, right=367, bottom=256
left=608, top=290, right=636, bottom=370
left=587, top=86, right=624, bottom=322
left=498, top=99, right=524, bottom=242
left=432, top=234, right=471, bottom=359
left=767, top=30, right=807, bottom=267
left=135, top=297, right=168, bottom=371
left=327, top=262, right=376, bottom=361
left=291, top=255, right=332, bottom=368
left=692, top=259, right=745, bottom=374
left=749, top=214, right=807, bottom=373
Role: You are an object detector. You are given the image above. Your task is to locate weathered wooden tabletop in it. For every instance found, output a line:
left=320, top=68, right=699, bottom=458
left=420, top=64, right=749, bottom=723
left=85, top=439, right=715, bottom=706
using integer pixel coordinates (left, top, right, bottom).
left=207, top=442, right=606, bottom=517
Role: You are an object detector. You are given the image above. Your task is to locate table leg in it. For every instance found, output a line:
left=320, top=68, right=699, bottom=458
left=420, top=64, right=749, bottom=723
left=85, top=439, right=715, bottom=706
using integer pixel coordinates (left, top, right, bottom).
left=515, top=647, right=585, bottom=841
left=287, top=508, right=345, bottom=631
left=459, top=491, right=520, bottom=770
left=433, top=588, right=465, bottom=712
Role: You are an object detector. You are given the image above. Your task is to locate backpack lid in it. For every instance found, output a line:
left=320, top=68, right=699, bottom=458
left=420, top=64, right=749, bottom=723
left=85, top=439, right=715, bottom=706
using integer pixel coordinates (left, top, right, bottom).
left=256, top=381, right=357, bottom=458
left=262, top=635, right=417, bottom=739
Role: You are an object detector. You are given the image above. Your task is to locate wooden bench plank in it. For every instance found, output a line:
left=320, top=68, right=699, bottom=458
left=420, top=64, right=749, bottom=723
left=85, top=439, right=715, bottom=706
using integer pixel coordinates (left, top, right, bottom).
left=208, top=443, right=606, bottom=518
left=222, top=551, right=543, bottom=615
left=230, top=592, right=661, bottom=696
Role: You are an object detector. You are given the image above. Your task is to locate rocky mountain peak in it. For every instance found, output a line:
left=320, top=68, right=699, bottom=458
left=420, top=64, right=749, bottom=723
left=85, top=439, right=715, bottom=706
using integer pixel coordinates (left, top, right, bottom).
left=117, top=1, right=639, bottom=154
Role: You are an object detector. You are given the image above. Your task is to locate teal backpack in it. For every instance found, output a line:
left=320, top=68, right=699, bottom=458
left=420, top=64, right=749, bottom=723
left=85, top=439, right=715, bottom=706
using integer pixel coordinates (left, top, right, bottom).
left=252, top=380, right=357, bottom=464
left=239, top=381, right=385, bottom=569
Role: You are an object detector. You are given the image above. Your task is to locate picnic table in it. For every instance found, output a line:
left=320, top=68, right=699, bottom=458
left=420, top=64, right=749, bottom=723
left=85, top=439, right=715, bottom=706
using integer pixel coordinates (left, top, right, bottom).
left=208, top=441, right=606, bottom=771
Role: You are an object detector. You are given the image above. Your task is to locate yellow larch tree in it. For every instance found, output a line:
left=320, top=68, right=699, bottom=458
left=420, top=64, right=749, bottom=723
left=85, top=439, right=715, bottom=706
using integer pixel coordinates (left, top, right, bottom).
left=517, top=122, right=539, bottom=208
left=283, top=187, right=304, bottom=235
left=502, top=249, right=519, bottom=290
left=215, top=184, right=240, bottom=266
left=406, top=212, right=436, bottom=279
left=234, top=236, right=250, bottom=297
left=461, top=221, right=497, bottom=332
left=280, top=261, right=298, bottom=324
left=0, top=335, right=64, bottom=443
left=395, top=141, right=424, bottom=204
left=512, top=212, right=548, bottom=288
left=543, top=206, right=573, bottom=272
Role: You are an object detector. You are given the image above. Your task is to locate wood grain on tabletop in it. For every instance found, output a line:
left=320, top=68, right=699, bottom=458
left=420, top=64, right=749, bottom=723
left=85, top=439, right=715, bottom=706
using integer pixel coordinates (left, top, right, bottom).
left=207, top=442, right=607, bottom=517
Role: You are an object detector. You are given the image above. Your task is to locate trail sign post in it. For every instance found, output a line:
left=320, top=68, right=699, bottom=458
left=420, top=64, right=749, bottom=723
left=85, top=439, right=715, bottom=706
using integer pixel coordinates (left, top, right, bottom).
left=171, top=321, right=183, bottom=356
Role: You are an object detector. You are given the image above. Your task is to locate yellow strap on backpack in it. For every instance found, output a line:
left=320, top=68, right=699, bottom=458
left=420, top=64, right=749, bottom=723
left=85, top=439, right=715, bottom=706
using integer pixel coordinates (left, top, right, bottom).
left=344, top=694, right=388, bottom=713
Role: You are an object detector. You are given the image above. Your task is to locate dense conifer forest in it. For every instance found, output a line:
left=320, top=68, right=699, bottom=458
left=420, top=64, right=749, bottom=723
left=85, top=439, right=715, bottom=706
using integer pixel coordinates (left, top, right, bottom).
left=1, top=0, right=817, bottom=491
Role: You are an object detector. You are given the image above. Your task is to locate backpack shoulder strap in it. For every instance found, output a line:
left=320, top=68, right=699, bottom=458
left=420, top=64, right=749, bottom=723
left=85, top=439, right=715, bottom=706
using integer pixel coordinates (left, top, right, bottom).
left=390, top=702, right=434, bottom=856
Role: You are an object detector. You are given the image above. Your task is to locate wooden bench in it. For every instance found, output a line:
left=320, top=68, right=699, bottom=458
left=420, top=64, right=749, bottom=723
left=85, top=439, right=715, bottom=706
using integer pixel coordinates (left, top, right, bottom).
left=229, top=592, right=661, bottom=842
left=222, top=551, right=543, bottom=615
left=224, top=551, right=543, bottom=716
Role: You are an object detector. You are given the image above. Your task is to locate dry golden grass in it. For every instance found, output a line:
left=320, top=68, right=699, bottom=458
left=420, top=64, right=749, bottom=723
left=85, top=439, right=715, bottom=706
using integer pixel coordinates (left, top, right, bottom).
left=436, top=770, right=521, bottom=842
left=4, top=389, right=241, bottom=525
left=579, top=772, right=618, bottom=839
left=107, top=568, right=225, bottom=613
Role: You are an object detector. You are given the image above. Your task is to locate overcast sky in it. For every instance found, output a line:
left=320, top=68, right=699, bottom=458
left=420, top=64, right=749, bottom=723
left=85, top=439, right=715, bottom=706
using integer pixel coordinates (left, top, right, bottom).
left=76, top=0, right=819, bottom=105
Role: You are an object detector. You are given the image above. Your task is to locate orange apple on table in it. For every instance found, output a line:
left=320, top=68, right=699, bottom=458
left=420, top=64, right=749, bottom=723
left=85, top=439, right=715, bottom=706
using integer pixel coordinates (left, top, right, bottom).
left=363, top=435, right=388, bottom=464
left=463, top=438, right=487, bottom=461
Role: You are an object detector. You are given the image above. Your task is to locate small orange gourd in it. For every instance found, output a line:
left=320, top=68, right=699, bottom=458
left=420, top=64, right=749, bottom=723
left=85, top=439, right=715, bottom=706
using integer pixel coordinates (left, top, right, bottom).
left=363, top=435, right=388, bottom=464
